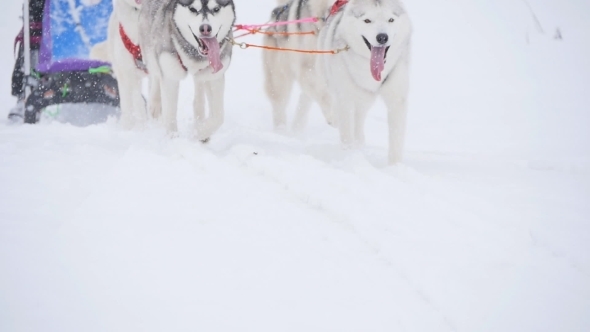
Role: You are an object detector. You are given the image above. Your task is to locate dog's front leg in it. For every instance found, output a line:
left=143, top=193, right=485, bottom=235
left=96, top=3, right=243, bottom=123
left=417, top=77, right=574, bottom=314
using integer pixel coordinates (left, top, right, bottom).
left=193, top=81, right=206, bottom=122
left=381, top=58, right=410, bottom=164
left=148, top=75, right=162, bottom=120
left=263, top=46, right=293, bottom=130
left=354, top=104, right=370, bottom=145
left=297, top=63, right=334, bottom=128
left=118, top=75, right=137, bottom=129
left=292, top=92, right=313, bottom=133
left=132, top=76, right=147, bottom=125
left=160, top=77, right=180, bottom=134
left=196, top=76, right=225, bottom=142
left=334, top=97, right=355, bottom=147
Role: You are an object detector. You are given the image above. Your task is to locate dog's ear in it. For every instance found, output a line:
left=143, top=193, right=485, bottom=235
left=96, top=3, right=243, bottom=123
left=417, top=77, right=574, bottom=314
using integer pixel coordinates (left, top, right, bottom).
left=216, top=0, right=233, bottom=6
left=177, top=0, right=194, bottom=6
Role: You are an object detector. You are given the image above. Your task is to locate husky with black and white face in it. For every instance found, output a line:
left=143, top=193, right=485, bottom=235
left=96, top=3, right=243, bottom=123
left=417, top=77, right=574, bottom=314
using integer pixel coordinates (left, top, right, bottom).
left=318, top=0, right=412, bottom=164
left=139, top=0, right=236, bottom=141
left=174, top=0, right=235, bottom=71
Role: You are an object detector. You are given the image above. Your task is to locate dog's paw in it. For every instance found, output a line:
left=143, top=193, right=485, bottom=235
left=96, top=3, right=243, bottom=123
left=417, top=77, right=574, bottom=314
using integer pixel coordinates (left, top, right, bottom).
left=195, top=118, right=223, bottom=142
left=195, top=129, right=213, bottom=143
left=327, top=120, right=338, bottom=128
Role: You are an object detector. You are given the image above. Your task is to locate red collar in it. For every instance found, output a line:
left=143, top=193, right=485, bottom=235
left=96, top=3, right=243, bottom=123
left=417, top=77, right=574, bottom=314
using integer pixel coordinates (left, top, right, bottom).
left=176, top=53, right=187, bottom=72
left=119, top=24, right=146, bottom=72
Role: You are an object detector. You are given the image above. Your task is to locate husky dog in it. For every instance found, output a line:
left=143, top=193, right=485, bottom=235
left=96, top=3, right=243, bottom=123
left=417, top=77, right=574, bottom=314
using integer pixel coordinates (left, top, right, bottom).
left=106, top=0, right=147, bottom=128
left=139, top=0, right=236, bottom=140
left=263, top=0, right=335, bottom=132
left=318, top=0, right=412, bottom=164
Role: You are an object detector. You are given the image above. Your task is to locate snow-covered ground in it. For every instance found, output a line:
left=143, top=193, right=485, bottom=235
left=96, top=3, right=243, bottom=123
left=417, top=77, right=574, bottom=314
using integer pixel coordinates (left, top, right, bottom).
left=1, top=0, right=589, bottom=331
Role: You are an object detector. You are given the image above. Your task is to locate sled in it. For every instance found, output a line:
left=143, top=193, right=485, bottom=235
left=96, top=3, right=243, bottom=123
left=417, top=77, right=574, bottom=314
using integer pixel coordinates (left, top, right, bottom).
left=19, top=0, right=119, bottom=124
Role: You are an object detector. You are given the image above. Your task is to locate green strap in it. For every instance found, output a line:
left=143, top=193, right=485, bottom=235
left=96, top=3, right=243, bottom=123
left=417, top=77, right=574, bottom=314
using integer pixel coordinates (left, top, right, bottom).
left=89, top=66, right=112, bottom=74
left=61, top=83, right=69, bottom=98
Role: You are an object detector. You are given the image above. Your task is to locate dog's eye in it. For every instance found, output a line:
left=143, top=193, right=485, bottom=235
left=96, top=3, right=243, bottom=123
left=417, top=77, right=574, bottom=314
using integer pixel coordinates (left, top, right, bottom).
left=213, top=6, right=221, bottom=13
left=389, top=18, right=395, bottom=23
left=189, top=7, right=199, bottom=14
left=364, top=19, right=371, bottom=23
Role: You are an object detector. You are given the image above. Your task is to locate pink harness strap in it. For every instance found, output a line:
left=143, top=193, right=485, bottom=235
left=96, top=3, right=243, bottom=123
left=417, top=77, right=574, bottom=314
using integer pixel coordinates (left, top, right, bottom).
left=235, top=17, right=319, bottom=31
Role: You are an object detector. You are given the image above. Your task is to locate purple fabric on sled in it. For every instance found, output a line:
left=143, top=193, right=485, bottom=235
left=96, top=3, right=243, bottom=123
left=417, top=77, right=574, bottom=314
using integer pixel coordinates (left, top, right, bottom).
left=36, top=0, right=110, bottom=73
left=39, top=59, right=111, bottom=73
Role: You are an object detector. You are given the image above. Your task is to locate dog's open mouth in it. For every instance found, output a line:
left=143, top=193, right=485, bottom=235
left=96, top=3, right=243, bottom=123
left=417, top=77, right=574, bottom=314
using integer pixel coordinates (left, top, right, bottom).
left=191, top=30, right=224, bottom=73
left=362, top=36, right=390, bottom=82
left=194, top=34, right=210, bottom=55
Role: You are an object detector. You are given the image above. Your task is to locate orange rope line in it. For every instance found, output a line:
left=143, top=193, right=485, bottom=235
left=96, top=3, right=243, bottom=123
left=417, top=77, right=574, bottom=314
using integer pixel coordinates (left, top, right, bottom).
left=233, top=28, right=316, bottom=39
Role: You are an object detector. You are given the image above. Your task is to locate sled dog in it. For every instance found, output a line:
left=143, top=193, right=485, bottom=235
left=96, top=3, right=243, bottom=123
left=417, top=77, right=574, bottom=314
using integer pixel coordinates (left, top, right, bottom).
left=263, top=0, right=335, bottom=132
left=106, top=0, right=148, bottom=128
left=139, top=0, right=236, bottom=140
left=318, top=0, right=412, bottom=164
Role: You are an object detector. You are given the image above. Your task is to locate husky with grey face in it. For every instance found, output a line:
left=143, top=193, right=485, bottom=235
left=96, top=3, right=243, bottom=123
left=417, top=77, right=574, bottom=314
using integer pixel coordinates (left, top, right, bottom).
left=263, top=0, right=335, bottom=132
left=139, top=0, right=236, bottom=141
left=318, top=0, right=412, bottom=164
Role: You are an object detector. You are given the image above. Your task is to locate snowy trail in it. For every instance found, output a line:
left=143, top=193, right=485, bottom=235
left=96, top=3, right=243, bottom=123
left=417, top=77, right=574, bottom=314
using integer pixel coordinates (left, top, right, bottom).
left=2, top=0, right=590, bottom=331
left=1, top=122, right=588, bottom=331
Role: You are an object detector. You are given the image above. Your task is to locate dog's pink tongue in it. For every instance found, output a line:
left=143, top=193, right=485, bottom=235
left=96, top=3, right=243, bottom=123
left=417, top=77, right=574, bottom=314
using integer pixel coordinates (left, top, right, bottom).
left=201, top=37, right=223, bottom=73
left=370, top=46, right=386, bottom=81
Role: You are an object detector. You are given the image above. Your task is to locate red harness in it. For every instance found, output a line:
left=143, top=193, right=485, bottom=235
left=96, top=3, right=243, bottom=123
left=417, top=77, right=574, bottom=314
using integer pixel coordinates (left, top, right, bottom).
left=119, top=23, right=146, bottom=72
left=119, top=24, right=187, bottom=73
left=328, top=0, right=348, bottom=19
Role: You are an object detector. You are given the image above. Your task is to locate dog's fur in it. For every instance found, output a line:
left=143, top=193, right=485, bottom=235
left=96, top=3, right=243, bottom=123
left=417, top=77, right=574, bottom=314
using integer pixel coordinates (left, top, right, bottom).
left=139, top=0, right=236, bottom=140
left=107, top=0, right=148, bottom=129
left=264, top=0, right=411, bottom=164
left=263, top=0, right=335, bottom=132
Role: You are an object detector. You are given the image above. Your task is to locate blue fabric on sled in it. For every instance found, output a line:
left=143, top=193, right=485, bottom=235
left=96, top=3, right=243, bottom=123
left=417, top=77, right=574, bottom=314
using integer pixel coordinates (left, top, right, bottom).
left=38, top=0, right=112, bottom=73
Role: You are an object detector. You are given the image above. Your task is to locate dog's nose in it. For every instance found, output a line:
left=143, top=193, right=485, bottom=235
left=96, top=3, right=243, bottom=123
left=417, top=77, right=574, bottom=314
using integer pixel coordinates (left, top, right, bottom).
left=376, top=33, right=388, bottom=45
left=199, top=24, right=212, bottom=36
